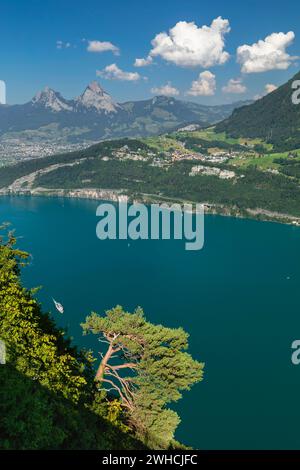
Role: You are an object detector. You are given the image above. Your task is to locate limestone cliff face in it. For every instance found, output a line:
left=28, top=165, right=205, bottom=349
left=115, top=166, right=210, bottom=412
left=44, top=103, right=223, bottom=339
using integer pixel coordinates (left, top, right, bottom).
left=0, top=186, right=128, bottom=203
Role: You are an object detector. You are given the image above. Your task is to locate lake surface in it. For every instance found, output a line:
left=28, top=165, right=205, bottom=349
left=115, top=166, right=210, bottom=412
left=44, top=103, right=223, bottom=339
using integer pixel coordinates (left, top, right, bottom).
left=1, top=195, right=300, bottom=450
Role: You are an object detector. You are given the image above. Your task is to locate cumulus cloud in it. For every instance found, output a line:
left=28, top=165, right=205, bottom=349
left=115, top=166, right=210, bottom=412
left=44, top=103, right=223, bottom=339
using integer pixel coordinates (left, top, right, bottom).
left=56, top=40, right=71, bottom=49
left=96, top=64, right=141, bottom=81
left=134, top=56, right=153, bottom=67
left=139, top=17, right=230, bottom=68
left=265, top=83, right=278, bottom=94
left=87, top=40, right=120, bottom=55
left=222, top=78, right=247, bottom=94
left=254, top=83, right=279, bottom=101
left=187, top=71, right=216, bottom=96
left=151, top=82, right=179, bottom=96
left=237, top=31, right=296, bottom=73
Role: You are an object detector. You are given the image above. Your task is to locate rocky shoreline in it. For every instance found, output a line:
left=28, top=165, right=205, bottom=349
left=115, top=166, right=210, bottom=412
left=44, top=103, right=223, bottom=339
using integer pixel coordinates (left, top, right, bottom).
left=1, top=186, right=300, bottom=227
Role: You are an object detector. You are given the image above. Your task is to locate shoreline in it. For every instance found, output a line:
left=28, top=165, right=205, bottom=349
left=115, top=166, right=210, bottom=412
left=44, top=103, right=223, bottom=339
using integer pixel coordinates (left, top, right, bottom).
left=1, top=187, right=300, bottom=227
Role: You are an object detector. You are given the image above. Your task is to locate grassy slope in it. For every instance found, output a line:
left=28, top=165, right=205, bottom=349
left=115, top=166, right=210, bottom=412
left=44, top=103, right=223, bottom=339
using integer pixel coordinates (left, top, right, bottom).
left=215, top=70, right=300, bottom=151
left=1, top=133, right=300, bottom=220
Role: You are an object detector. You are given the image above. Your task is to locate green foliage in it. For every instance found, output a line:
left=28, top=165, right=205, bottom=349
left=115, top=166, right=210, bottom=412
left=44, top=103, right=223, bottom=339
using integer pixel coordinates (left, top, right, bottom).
left=174, top=133, right=246, bottom=152
left=0, top=229, right=145, bottom=450
left=0, top=138, right=151, bottom=189
left=216, top=70, right=300, bottom=151
left=41, top=157, right=300, bottom=217
left=0, top=363, right=143, bottom=450
left=82, top=305, right=204, bottom=448
left=0, top=229, right=196, bottom=450
left=273, top=158, right=300, bottom=178
left=0, top=229, right=90, bottom=402
left=3, top=126, right=300, bottom=219
left=2, top=130, right=300, bottom=218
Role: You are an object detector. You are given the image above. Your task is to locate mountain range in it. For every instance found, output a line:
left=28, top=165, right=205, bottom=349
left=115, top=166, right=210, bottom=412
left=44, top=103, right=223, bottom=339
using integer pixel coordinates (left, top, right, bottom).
left=0, top=81, right=252, bottom=144
left=216, top=70, right=300, bottom=151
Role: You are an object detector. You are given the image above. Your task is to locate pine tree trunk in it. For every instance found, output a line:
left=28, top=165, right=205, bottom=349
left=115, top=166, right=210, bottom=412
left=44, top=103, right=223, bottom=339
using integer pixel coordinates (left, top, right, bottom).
left=95, top=342, right=114, bottom=382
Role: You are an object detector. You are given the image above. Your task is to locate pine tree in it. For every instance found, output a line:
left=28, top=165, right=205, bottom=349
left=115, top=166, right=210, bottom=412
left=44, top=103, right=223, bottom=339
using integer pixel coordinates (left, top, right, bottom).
left=0, top=227, right=144, bottom=450
left=81, top=305, right=204, bottom=447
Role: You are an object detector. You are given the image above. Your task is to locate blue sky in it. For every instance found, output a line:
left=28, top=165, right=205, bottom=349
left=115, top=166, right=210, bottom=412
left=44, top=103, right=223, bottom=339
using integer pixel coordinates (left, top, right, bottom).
left=1, top=0, right=300, bottom=105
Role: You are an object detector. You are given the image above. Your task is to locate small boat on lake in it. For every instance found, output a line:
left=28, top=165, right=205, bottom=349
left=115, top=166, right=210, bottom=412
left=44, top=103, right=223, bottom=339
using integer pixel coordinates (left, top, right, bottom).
left=52, top=298, right=64, bottom=314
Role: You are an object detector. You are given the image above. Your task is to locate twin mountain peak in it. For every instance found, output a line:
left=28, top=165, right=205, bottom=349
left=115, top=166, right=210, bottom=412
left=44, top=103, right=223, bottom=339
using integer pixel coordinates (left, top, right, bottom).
left=0, top=82, right=254, bottom=142
left=31, top=81, right=120, bottom=113
left=29, top=81, right=235, bottom=115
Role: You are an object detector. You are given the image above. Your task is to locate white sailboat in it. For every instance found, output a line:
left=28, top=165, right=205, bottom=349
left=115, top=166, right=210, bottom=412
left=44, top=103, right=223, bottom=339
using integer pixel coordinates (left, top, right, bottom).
left=52, top=298, right=64, bottom=314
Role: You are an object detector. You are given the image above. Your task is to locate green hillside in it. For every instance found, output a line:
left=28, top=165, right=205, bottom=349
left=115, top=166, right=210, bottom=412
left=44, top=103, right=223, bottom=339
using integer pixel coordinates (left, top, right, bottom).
left=0, top=229, right=146, bottom=450
left=216, top=71, right=300, bottom=151
left=0, top=228, right=201, bottom=449
left=2, top=133, right=300, bottom=223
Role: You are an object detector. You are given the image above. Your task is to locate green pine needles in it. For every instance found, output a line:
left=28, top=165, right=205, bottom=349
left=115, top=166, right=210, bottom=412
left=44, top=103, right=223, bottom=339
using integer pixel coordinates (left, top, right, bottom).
left=0, top=226, right=204, bottom=449
left=82, top=306, right=204, bottom=448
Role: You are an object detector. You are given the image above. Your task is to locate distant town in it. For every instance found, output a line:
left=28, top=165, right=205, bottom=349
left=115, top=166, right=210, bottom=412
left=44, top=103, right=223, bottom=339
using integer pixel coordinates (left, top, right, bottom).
left=0, top=137, right=97, bottom=167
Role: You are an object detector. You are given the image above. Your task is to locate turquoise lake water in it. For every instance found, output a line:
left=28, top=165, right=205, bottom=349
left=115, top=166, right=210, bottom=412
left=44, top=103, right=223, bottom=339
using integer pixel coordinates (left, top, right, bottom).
left=1, top=195, right=300, bottom=449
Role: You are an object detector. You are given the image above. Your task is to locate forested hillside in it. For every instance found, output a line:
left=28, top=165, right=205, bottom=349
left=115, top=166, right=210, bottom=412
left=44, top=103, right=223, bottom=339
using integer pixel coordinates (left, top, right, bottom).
left=0, top=228, right=146, bottom=450
left=0, top=228, right=201, bottom=449
left=216, top=71, right=300, bottom=151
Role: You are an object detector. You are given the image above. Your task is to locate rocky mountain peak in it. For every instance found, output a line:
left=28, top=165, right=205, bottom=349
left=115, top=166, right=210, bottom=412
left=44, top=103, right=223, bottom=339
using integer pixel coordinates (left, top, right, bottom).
left=75, top=81, right=120, bottom=113
left=31, top=87, right=73, bottom=112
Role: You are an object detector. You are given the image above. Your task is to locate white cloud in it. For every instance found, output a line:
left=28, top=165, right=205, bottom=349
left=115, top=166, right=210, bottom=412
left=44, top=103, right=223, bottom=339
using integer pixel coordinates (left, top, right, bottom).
left=254, top=83, right=279, bottom=101
left=87, top=40, right=120, bottom=55
left=151, top=82, right=179, bottom=96
left=187, top=71, right=216, bottom=96
left=134, top=56, right=153, bottom=67
left=265, top=83, right=278, bottom=94
left=237, top=31, right=296, bottom=73
left=142, top=16, right=230, bottom=68
left=222, top=78, right=247, bottom=94
left=96, top=63, right=141, bottom=81
left=56, top=40, right=71, bottom=49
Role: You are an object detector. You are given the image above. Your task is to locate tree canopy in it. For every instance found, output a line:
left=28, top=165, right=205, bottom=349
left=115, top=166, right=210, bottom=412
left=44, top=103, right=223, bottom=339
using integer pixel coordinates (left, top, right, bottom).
left=0, top=227, right=203, bottom=449
left=0, top=228, right=143, bottom=450
left=82, top=306, right=204, bottom=448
